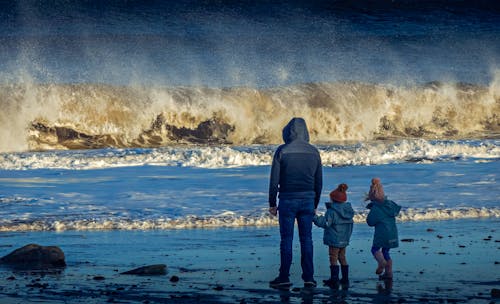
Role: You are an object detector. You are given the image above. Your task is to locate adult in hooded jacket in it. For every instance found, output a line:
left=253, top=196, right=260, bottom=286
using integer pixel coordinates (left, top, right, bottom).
left=268, top=118, right=323, bottom=288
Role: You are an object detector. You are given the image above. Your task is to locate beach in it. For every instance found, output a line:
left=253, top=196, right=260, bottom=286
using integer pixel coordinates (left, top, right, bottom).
left=0, top=1, right=499, bottom=303
left=0, top=218, right=498, bottom=303
left=0, top=149, right=498, bottom=303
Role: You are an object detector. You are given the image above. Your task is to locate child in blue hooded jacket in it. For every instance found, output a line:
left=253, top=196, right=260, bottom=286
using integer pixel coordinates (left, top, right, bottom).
left=313, top=183, right=354, bottom=288
left=365, top=178, right=401, bottom=279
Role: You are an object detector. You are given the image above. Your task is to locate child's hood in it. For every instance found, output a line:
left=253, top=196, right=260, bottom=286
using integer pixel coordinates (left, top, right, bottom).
left=325, top=202, right=355, bottom=219
left=368, top=200, right=401, bottom=216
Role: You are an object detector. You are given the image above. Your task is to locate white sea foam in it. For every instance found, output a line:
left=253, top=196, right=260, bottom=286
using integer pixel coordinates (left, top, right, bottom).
left=0, top=207, right=498, bottom=232
left=0, top=139, right=498, bottom=170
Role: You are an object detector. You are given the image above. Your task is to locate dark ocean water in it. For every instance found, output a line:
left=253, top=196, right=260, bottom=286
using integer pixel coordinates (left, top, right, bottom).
left=0, top=1, right=499, bottom=86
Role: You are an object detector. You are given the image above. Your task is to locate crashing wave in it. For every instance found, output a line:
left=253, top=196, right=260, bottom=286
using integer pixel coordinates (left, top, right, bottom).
left=0, top=79, right=499, bottom=152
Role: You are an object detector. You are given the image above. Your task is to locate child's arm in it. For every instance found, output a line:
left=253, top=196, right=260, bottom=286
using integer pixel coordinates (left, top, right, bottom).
left=366, top=208, right=379, bottom=226
left=313, top=214, right=328, bottom=228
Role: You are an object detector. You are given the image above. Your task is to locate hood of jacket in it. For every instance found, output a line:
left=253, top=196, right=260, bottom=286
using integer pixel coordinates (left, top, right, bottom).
left=325, top=202, right=355, bottom=220
left=367, top=200, right=401, bottom=216
left=282, top=117, right=310, bottom=144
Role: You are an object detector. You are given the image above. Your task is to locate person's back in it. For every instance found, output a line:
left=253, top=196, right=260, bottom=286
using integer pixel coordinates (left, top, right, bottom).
left=268, top=117, right=323, bottom=288
left=268, top=118, right=322, bottom=208
left=317, top=202, right=354, bottom=247
left=365, top=177, right=401, bottom=280
left=313, top=183, right=353, bottom=288
left=366, top=199, right=401, bottom=248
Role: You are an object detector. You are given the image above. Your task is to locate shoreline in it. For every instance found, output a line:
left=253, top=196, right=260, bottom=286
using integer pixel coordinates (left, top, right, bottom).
left=0, top=218, right=499, bottom=303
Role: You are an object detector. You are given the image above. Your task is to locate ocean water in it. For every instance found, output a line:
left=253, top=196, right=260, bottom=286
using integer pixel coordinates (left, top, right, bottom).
left=0, top=142, right=498, bottom=231
left=0, top=1, right=499, bottom=232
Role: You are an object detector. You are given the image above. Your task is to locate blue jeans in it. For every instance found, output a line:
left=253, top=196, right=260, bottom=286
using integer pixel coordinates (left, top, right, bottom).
left=278, top=198, right=315, bottom=282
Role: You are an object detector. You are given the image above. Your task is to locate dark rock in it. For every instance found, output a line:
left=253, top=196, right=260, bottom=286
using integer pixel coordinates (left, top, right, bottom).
left=121, top=264, right=167, bottom=276
left=213, top=285, right=224, bottom=291
left=26, top=282, right=48, bottom=289
left=7, top=276, right=15, bottom=280
left=93, top=276, right=105, bottom=281
left=437, top=235, right=444, bottom=239
left=170, top=275, right=179, bottom=282
left=426, top=228, right=435, bottom=232
left=401, top=238, right=415, bottom=242
left=164, top=117, right=235, bottom=144
left=0, top=244, right=66, bottom=269
left=492, top=288, right=500, bottom=298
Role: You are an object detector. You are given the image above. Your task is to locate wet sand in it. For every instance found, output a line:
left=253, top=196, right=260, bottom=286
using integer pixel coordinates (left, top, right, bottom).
left=0, top=218, right=498, bottom=303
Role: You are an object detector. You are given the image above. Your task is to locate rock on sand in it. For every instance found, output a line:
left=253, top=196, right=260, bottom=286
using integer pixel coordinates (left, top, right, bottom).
left=121, top=264, right=167, bottom=275
left=0, top=244, right=66, bottom=268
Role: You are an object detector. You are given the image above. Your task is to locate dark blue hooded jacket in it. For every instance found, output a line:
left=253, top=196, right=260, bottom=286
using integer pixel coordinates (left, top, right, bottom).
left=366, top=200, right=401, bottom=248
left=268, top=118, right=323, bottom=208
left=313, top=202, right=354, bottom=247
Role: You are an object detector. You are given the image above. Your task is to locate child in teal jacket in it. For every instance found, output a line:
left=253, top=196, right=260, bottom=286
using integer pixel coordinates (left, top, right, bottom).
left=313, top=183, right=354, bottom=288
left=365, top=178, right=401, bottom=279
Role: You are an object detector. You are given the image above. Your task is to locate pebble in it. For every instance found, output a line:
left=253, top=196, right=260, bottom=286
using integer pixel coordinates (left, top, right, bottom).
left=169, top=275, right=179, bottom=282
left=492, top=288, right=500, bottom=298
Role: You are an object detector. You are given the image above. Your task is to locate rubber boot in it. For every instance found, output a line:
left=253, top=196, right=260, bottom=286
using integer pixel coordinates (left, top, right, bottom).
left=340, top=265, right=349, bottom=286
left=379, top=259, right=393, bottom=279
left=373, top=250, right=387, bottom=275
left=323, top=265, right=339, bottom=288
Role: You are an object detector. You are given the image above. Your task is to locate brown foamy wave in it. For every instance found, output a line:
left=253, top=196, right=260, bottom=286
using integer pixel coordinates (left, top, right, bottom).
left=0, top=78, right=499, bottom=152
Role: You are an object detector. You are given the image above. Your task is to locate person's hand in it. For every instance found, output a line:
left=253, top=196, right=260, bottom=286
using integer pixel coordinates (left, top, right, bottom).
left=269, top=207, right=278, bottom=216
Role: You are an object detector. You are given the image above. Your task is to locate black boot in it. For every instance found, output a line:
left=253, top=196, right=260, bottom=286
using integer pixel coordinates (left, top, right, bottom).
left=340, top=265, right=349, bottom=287
left=323, top=265, right=339, bottom=288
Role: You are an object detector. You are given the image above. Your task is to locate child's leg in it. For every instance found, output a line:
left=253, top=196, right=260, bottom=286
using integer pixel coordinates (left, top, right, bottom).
left=325, top=246, right=340, bottom=286
left=371, top=246, right=387, bottom=275
left=381, top=248, right=391, bottom=261
left=380, top=248, right=393, bottom=279
left=329, top=246, right=340, bottom=266
left=338, top=247, right=349, bottom=285
left=338, top=247, right=347, bottom=266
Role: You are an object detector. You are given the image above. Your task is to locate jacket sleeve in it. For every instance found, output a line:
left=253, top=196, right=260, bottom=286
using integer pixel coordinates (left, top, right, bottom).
left=313, top=212, right=333, bottom=228
left=313, top=214, right=327, bottom=228
left=268, top=148, right=281, bottom=207
left=314, top=154, right=323, bottom=209
left=366, top=208, right=379, bottom=227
